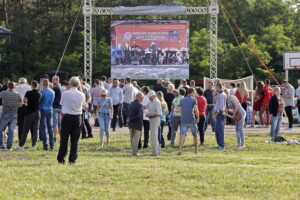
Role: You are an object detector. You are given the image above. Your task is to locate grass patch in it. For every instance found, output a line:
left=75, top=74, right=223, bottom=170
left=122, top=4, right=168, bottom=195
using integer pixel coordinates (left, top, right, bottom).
left=0, top=131, right=300, bottom=200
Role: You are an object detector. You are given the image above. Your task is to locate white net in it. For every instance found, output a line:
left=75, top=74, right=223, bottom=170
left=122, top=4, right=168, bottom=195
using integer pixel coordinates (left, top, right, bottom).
left=203, top=76, right=254, bottom=105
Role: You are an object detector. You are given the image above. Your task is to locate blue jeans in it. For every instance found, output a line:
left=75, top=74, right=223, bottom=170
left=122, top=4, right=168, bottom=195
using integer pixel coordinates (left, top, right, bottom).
left=40, top=110, right=54, bottom=149
left=235, top=111, right=246, bottom=144
left=215, top=113, right=225, bottom=147
left=52, top=108, right=61, bottom=127
left=205, top=105, right=216, bottom=131
left=0, top=113, right=17, bottom=148
left=270, top=115, right=282, bottom=137
left=158, top=120, right=165, bottom=148
left=98, top=113, right=111, bottom=141
left=122, top=103, right=129, bottom=125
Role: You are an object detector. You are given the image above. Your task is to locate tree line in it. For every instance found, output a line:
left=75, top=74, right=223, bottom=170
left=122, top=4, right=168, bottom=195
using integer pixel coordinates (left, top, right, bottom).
left=0, top=0, right=300, bottom=85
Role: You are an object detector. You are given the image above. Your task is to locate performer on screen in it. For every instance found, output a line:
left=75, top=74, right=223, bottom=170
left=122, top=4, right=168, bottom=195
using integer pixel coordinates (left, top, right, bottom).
left=123, top=43, right=131, bottom=65
left=150, top=41, right=158, bottom=65
left=113, top=44, right=123, bottom=65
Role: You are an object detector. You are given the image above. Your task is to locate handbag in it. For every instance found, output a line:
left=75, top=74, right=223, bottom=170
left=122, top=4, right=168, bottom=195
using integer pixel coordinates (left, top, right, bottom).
left=234, top=112, right=242, bottom=121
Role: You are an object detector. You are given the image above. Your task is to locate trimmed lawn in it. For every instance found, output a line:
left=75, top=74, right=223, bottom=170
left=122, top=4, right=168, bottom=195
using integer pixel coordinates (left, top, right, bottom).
left=0, top=131, right=300, bottom=200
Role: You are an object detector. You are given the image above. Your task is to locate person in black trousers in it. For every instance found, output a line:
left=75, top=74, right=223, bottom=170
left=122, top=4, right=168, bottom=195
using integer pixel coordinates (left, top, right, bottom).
left=57, top=77, right=85, bottom=164
left=282, top=80, right=295, bottom=130
left=15, top=81, right=41, bottom=150
left=164, top=84, right=175, bottom=141
left=138, top=86, right=150, bottom=149
left=196, top=87, right=207, bottom=145
left=81, top=92, right=93, bottom=139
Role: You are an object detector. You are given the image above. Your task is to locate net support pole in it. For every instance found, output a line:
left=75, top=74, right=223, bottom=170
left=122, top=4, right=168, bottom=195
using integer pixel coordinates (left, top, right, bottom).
left=84, top=0, right=93, bottom=84
left=285, top=70, right=289, bottom=82
left=209, top=0, right=219, bottom=79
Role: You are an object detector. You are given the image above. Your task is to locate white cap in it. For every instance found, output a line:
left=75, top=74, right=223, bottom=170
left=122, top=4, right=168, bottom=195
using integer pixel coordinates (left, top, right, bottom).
left=147, top=90, right=156, bottom=97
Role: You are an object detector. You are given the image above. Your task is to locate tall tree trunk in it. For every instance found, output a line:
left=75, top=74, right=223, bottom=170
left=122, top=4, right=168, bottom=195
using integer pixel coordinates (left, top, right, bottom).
left=3, top=0, right=9, bottom=28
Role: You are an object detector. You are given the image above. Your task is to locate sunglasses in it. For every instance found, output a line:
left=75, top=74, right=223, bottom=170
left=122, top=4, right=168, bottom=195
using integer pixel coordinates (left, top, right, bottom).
left=101, top=95, right=107, bottom=97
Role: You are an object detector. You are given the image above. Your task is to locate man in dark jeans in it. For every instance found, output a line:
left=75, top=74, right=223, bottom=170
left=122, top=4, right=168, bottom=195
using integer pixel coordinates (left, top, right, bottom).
left=139, top=86, right=150, bottom=149
left=204, top=81, right=215, bottom=132
left=0, top=82, right=22, bottom=150
left=282, top=80, right=295, bottom=130
left=15, top=81, right=41, bottom=150
left=39, top=80, right=55, bottom=150
left=57, top=77, right=85, bottom=164
left=109, top=79, right=124, bottom=131
left=164, top=84, right=175, bottom=140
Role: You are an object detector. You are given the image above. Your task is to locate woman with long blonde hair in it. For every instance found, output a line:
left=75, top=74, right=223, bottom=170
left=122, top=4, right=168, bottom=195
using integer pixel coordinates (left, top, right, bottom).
left=156, top=91, right=169, bottom=149
left=235, top=82, right=249, bottom=125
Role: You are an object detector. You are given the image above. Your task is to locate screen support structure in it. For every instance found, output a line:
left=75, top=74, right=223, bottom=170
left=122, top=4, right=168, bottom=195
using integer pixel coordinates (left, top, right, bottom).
left=83, top=1, right=219, bottom=84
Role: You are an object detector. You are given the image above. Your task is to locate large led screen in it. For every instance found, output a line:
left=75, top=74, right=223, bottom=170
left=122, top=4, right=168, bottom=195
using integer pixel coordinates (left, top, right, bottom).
left=111, top=20, right=189, bottom=79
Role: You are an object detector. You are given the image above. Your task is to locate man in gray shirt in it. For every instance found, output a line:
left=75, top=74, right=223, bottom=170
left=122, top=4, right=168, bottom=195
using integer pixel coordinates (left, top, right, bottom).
left=0, top=82, right=22, bottom=150
left=282, top=80, right=295, bottom=129
left=213, top=83, right=227, bottom=149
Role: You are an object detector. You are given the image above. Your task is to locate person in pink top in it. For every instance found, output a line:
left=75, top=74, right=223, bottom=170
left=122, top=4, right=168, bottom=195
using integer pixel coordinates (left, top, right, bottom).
left=90, top=79, right=103, bottom=126
left=196, top=87, right=207, bottom=145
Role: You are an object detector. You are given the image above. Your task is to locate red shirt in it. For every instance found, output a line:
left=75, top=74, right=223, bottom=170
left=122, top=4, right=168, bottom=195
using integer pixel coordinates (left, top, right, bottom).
left=262, top=85, right=274, bottom=104
left=196, top=96, right=207, bottom=116
left=235, top=90, right=248, bottom=103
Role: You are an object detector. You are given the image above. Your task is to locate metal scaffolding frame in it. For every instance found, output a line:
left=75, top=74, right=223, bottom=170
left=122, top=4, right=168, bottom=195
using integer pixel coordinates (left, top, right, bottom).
left=83, top=1, right=219, bottom=84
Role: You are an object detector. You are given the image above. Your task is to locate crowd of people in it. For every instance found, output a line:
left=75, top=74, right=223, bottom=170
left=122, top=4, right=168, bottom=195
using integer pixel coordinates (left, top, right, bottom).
left=0, top=75, right=299, bottom=164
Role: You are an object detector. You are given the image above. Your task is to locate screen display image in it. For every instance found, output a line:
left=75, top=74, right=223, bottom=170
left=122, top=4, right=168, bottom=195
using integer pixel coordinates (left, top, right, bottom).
left=111, top=20, right=189, bottom=79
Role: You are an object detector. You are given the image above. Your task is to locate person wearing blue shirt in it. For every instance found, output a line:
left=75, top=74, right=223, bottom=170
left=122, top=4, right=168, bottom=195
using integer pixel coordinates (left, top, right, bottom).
left=178, top=88, right=200, bottom=155
left=40, top=79, right=55, bottom=150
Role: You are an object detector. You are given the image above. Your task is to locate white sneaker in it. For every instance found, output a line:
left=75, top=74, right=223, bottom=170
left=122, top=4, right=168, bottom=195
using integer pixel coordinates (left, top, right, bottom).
left=284, top=127, right=293, bottom=130
left=14, top=146, right=24, bottom=151
left=237, top=146, right=246, bottom=150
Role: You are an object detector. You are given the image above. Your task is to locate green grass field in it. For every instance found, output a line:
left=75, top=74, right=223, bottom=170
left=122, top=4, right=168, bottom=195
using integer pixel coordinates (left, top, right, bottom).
left=0, top=131, right=300, bottom=200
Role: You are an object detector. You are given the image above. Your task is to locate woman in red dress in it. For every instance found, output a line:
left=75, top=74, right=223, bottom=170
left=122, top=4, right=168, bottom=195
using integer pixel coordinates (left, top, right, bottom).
left=251, top=81, right=264, bottom=127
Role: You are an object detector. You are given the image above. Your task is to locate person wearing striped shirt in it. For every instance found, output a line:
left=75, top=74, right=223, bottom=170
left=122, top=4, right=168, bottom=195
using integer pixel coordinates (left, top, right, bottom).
left=0, top=82, right=22, bottom=150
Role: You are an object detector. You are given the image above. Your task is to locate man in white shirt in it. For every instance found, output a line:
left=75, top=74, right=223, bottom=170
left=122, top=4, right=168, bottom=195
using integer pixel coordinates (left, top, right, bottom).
left=57, top=77, right=85, bottom=164
left=109, top=79, right=124, bottom=131
left=140, top=86, right=150, bottom=149
left=122, top=77, right=135, bottom=126
left=15, top=78, right=31, bottom=144
left=282, top=80, right=295, bottom=130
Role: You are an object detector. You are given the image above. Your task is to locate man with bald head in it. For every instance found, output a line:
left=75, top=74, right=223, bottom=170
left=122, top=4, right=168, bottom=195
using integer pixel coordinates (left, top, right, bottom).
left=128, top=92, right=144, bottom=156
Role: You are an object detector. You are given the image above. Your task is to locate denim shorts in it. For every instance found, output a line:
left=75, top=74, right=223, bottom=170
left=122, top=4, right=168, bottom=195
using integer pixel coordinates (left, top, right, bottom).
left=180, top=122, right=199, bottom=136
left=53, top=108, right=62, bottom=127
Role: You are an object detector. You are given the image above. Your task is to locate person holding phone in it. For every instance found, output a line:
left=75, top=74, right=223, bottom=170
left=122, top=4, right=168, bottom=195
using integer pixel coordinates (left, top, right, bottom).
left=224, top=89, right=246, bottom=149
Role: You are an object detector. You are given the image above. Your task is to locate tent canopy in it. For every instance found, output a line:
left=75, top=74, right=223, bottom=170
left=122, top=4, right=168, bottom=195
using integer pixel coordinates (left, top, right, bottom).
left=0, top=26, right=12, bottom=38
